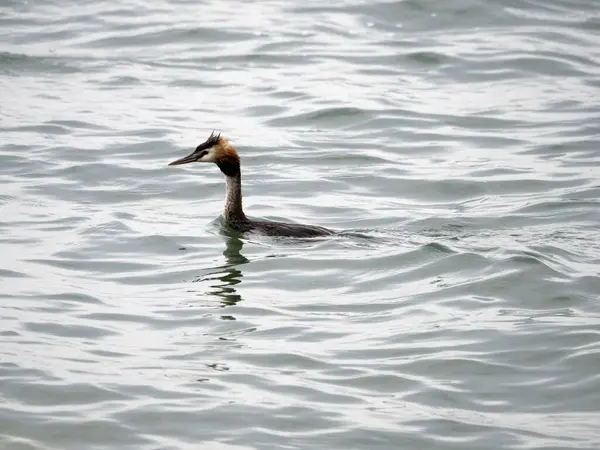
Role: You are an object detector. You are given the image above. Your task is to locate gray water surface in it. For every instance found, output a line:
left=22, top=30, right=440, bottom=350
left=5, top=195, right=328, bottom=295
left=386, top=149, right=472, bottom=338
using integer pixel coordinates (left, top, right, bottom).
left=1, top=1, right=600, bottom=449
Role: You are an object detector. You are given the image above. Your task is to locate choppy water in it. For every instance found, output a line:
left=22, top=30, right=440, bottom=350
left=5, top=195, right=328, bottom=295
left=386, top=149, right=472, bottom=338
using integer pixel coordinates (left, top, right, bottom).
left=2, top=0, right=600, bottom=449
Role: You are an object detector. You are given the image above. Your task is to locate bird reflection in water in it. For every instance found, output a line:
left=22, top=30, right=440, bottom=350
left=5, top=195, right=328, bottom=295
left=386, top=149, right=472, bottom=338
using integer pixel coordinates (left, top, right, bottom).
left=192, top=234, right=248, bottom=308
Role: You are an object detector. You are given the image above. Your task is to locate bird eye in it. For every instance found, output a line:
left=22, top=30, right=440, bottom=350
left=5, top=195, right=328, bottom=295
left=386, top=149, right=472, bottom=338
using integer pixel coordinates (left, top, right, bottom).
left=198, top=150, right=208, bottom=159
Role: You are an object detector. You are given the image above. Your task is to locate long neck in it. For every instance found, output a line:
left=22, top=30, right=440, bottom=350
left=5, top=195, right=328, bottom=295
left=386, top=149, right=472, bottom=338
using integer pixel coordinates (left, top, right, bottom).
left=224, top=172, right=247, bottom=222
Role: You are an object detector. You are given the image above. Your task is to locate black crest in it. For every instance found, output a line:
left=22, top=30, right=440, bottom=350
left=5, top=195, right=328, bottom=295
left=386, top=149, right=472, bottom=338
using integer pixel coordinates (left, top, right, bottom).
left=205, top=131, right=221, bottom=146
left=196, top=131, right=221, bottom=152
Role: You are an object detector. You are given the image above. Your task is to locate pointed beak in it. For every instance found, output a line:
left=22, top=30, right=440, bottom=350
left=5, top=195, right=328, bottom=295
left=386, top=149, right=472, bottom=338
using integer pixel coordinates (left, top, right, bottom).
left=168, top=151, right=197, bottom=166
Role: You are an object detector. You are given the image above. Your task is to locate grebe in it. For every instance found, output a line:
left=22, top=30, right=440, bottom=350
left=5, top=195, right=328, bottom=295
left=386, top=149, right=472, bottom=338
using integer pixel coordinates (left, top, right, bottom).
left=168, top=132, right=334, bottom=238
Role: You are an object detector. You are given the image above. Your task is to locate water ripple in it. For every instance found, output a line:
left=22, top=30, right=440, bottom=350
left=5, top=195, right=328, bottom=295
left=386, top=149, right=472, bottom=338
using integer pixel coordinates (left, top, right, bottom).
left=2, top=0, right=600, bottom=449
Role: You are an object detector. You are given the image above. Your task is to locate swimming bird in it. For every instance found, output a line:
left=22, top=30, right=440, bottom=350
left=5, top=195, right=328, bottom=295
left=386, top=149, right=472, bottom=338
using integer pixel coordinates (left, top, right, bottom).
left=168, top=132, right=334, bottom=238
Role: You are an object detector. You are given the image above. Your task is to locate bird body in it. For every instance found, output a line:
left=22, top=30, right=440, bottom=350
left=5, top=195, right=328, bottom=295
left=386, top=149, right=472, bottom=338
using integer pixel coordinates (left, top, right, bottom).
left=169, top=132, right=333, bottom=238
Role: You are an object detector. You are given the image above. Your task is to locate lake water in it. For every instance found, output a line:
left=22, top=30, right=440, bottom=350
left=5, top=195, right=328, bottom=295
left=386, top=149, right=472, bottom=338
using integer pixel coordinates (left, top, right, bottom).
left=1, top=1, right=600, bottom=449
